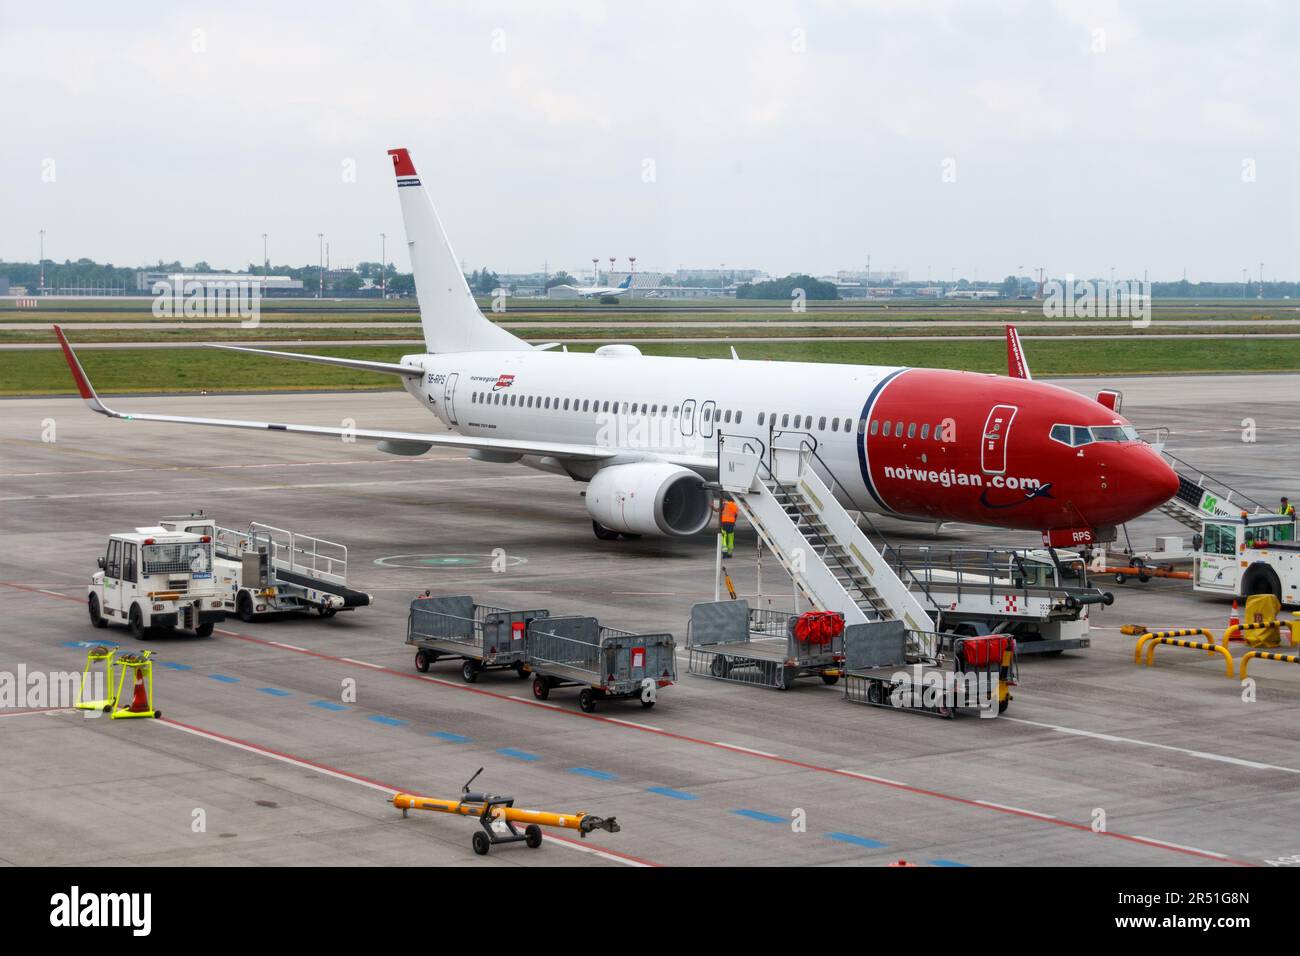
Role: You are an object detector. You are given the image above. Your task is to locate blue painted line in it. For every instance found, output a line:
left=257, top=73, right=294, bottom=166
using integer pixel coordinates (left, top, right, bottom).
left=159, top=662, right=192, bottom=671
left=429, top=731, right=471, bottom=743
left=310, top=700, right=350, bottom=712
left=733, top=809, right=785, bottom=824
left=256, top=687, right=292, bottom=697
left=497, top=747, right=540, bottom=762
left=567, top=767, right=616, bottom=781
left=63, top=640, right=119, bottom=649
left=929, top=859, right=968, bottom=868
left=207, top=674, right=240, bottom=683
left=368, top=715, right=407, bottom=727
left=646, top=786, right=697, bottom=801
left=826, top=831, right=887, bottom=849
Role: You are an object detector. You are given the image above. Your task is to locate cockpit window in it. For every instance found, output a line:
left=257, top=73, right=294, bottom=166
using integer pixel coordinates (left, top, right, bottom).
left=1091, top=425, right=1139, bottom=442
left=1050, top=423, right=1139, bottom=447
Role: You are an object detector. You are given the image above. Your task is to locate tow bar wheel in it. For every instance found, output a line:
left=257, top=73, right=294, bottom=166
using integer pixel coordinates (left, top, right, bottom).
left=525, top=824, right=543, bottom=848
left=578, top=688, right=597, bottom=713
left=414, top=649, right=432, bottom=673
left=472, top=830, right=490, bottom=856
left=532, top=676, right=550, bottom=700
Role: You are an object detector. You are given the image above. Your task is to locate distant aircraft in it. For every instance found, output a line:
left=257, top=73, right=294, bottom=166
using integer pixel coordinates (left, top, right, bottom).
left=55, top=146, right=1179, bottom=545
left=574, top=273, right=634, bottom=298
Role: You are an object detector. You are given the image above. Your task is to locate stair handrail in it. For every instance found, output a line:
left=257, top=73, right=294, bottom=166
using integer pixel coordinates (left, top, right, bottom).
left=736, top=428, right=941, bottom=618
left=1158, top=449, right=1270, bottom=515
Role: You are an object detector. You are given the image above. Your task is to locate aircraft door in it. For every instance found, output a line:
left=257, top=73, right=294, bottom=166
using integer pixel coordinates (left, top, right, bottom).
left=699, top=400, right=716, bottom=439
left=980, top=404, right=1017, bottom=475
left=679, top=399, right=696, bottom=436
left=444, top=373, right=459, bottom=426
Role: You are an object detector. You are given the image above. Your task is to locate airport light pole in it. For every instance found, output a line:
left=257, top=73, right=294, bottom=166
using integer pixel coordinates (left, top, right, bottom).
left=380, top=233, right=386, bottom=298
left=318, top=233, right=325, bottom=298
left=39, top=229, right=45, bottom=295
left=262, top=233, right=268, bottom=284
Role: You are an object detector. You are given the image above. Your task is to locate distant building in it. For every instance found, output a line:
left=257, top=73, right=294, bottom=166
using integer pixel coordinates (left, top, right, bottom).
left=136, top=271, right=304, bottom=296
left=0, top=277, right=9, bottom=296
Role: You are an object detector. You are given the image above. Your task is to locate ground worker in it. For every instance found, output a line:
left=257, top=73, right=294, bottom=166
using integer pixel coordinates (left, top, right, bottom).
left=1280, top=497, right=1296, bottom=541
left=719, top=495, right=738, bottom=558
left=1280, top=497, right=1294, bottom=517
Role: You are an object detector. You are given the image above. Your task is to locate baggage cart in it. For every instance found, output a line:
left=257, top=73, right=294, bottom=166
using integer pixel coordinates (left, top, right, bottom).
left=407, top=594, right=549, bottom=683
left=840, top=621, right=1018, bottom=718
left=686, top=599, right=844, bottom=690
left=525, top=615, right=676, bottom=712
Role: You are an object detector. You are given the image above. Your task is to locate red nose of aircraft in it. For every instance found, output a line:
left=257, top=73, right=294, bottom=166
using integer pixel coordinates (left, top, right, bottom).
left=1100, top=443, right=1181, bottom=525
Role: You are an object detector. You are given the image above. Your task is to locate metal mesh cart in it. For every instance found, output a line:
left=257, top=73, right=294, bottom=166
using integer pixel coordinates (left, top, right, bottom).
left=525, top=615, right=676, bottom=712
left=407, top=594, right=549, bottom=683
left=686, top=600, right=845, bottom=690
left=841, top=621, right=1018, bottom=718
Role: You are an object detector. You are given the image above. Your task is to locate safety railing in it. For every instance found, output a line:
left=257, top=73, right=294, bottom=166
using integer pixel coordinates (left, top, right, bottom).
left=1135, top=630, right=1235, bottom=677
left=887, top=545, right=1091, bottom=604
left=1240, top=651, right=1300, bottom=680
left=1158, top=449, right=1269, bottom=516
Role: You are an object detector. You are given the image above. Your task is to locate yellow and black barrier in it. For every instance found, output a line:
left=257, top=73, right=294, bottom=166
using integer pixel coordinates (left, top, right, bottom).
left=1239, top=651, right=1300, bottom=680
left=1223, top=620, right=1295, bottom=647
left=1137, top=633, right=1235, bottom=678
left=1133, top=629, right=1215, bottom=664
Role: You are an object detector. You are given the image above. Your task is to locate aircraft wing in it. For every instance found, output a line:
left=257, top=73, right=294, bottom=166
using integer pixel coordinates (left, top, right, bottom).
left=54, top=326, right=618, bottom=463
left=207, top=344, right=427, bottom=378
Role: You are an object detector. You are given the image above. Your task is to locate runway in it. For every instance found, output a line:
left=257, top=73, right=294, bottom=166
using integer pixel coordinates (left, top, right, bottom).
left=2, top=376, right=1298, bottom=867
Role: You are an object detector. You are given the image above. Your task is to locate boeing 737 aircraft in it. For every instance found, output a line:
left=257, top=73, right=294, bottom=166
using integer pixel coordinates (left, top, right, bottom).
left=55, top=146, right=1179, bottom=545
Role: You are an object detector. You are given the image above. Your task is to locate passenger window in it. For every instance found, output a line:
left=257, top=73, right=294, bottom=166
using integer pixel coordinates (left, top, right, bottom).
left=869, top=420, right=879, bottom=436
left=882, top=420, right=891, bottom=436
left=735, top=411, right=743, bottom=424
left=920, top=423, right=930, bottom=440
left=907, top=422, right=916, bottom=438
left=724, top=409, right=732, bottom=424
left=781, top=414, right=790, bottom=427
left=714, top=408, right=722, bottom=422
left=818, top=416, right=827, bottom=430
left=758, top=412, right=765, bottom=426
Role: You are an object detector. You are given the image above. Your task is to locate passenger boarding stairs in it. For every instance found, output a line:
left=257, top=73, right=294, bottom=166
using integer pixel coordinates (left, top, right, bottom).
left=1153, top=449, right=1269, bottom=530
left=717, top=434, right=935, bottom=632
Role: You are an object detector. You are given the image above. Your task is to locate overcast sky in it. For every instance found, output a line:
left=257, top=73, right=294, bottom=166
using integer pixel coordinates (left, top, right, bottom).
left=2, top=0, right=1295, bottom=281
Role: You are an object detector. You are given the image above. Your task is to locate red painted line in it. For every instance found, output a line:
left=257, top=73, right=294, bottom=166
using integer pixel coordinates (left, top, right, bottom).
left=210, top=626, right=1253, bottom=866
left=2, top=581, right=81, bottom=602
left=10, top=581, right=1254, bottom=866
left=157, top=716, right=658, bottom=867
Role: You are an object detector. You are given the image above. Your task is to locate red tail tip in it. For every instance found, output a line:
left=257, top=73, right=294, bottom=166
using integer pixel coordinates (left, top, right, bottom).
left=388, top=148, right=417, bottom=177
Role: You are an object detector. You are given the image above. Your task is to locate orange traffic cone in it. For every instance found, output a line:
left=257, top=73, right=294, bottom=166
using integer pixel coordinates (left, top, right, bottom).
left=127, top=667, right=151, bottom=713
left=1227, top=600, right=1243, bottom=643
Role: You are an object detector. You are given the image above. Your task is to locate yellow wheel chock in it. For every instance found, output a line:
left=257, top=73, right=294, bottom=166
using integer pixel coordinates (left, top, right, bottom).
left=75, top=645, right=118, bottom=711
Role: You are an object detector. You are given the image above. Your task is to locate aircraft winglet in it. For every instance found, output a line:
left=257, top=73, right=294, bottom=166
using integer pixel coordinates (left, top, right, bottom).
left=54, top=325, right=111, bottom=413
left=1005, top=324, right=1031, bottom=380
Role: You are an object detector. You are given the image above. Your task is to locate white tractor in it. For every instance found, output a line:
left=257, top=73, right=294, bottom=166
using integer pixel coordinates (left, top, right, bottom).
left=88, top=526, right=227, bottom=638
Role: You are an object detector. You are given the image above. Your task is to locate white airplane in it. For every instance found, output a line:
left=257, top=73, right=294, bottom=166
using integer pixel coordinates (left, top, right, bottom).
left=55, top=147, right=1178, bottom=544
left=574, top=273, right=635, bottom=298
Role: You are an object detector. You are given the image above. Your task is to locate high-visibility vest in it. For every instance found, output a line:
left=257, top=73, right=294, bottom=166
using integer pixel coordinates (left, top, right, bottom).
left=720, top=501, right=738, bottom=525
left=1282, top=504, right=1295, bottom=516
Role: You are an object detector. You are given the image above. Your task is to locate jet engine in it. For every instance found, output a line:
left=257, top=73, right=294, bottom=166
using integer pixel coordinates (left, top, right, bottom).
left=585, top=463, right=712, bottom=537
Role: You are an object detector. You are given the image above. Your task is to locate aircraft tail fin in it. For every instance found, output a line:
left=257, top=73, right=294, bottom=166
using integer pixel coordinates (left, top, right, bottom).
left=1005, top=324, right=1032, bottom=380
left=388, top=147, right=527, bottom=354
